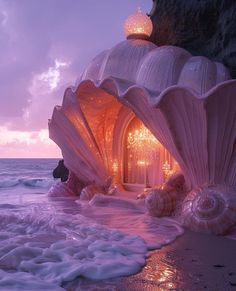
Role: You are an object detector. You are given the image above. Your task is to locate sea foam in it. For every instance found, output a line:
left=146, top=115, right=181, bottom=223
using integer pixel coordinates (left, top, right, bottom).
left=0, top=194, right=183, bottom=290
left=0, top=203, right=147, bottom=289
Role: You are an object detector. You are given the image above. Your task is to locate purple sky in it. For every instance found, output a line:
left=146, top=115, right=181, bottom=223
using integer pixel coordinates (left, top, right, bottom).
left=0, top=0, right=152, bottom=157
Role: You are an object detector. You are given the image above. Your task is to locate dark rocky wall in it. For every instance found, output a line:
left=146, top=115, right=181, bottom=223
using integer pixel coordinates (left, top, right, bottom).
left=149, top=0, right=236, bottom=78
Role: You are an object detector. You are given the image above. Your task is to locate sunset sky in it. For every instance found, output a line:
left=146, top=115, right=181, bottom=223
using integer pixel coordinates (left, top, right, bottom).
left=0, top=0, right=152, bottom=158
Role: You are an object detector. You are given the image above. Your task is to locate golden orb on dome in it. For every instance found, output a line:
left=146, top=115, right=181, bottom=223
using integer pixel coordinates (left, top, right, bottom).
left=124, top=7, right=153, bottom=40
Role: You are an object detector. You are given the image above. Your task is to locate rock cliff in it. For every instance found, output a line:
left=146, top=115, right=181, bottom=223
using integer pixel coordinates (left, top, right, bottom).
left=149, top=0, right=236, bottom=78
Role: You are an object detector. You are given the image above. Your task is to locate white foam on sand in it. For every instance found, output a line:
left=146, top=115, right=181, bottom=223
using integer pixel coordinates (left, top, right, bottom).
left=86, top=194, right=184, bottom=249
left=0, top=194, right=184, bottom=290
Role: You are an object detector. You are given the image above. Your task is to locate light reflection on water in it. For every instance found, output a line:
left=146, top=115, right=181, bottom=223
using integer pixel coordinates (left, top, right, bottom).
left=125, top=253, right=183, bottom=291
left=63, top=251, right=184, bottom=290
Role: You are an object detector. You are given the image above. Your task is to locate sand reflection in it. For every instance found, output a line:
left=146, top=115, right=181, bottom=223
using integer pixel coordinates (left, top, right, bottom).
left=130, top=253, right=183, bottom=290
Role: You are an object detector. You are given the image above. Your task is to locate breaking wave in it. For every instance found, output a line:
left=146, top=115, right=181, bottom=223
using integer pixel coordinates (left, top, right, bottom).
left=0, top=202, right=149, bottom=290
left=0, top=177, right=55, bottom=189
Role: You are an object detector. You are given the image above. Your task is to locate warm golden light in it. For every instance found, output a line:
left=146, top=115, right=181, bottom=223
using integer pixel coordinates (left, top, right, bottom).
left=112, top=160, right=118, bottom=172
left=124, top=118, right=178, bottom=188
left=127, top=124, right=159, bottom=188
left=111, top=160, right=119, bottom=183
left=162, top=160, right=172, bottom=181
left=137, top=160, right=146, bottom=166
left=124, top=7, right=153, bottom=39
left=127, top=124, right=157, bottom=147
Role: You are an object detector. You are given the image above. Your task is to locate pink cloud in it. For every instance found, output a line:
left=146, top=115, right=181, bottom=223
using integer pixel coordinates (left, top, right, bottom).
left=0, top=127, right=61, bottom=158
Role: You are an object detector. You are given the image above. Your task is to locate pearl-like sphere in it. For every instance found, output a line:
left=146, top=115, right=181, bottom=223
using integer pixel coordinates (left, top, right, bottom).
left=124, top=7, right=153, bottom=39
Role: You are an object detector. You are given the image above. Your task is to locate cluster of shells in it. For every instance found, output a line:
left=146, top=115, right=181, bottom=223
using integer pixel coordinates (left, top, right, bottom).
left=145, top=179, right=236, bottom=235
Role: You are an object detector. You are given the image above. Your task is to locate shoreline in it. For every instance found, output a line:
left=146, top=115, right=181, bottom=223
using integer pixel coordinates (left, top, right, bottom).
left=64, top=231, right=236, bottom=290
left=120, top=231, right=236, bottom=290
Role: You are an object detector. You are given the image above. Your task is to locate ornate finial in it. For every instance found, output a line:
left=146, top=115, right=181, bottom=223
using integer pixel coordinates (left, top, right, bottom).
left=124, top=6, right=153, bottom=40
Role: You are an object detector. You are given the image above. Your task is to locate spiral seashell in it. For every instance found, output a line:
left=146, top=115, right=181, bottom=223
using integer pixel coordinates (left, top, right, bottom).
left=80, top=184, right=104, bottom=201
left=145, top=188, right=177, bottom=217
left=182, top=185, right=236, bottom=235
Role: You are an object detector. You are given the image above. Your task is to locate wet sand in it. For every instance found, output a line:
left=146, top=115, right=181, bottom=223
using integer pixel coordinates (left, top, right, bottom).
left=65, top=230, right=236, bottom=290
left=119, top=231, right=236, bottom=291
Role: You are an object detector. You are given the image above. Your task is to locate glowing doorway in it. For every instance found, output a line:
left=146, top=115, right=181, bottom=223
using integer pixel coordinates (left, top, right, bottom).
left=123, top=118, right=178, bottom=189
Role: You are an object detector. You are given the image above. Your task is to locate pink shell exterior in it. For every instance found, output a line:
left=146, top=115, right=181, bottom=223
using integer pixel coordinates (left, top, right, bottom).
left=182, top=186, right=236, bottom=235
left=78, top=40, right=236, bottom=189
left=50, top=79, right=236, bottom=190
left=82, top=40, right=230, bottom=94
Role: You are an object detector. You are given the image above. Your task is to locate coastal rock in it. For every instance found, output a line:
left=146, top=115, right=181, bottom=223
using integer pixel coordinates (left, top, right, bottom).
left=52, top=160, right=69, bottom=182
left=150, top=0, right=236, bottom=78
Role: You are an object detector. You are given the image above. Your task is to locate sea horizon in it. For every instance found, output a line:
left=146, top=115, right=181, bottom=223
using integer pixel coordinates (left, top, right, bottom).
left=0, top=157, right=61, bottom=159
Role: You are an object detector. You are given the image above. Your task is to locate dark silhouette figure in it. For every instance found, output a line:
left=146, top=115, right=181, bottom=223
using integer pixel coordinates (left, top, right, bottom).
left=53, top=160, right=69, bottom=182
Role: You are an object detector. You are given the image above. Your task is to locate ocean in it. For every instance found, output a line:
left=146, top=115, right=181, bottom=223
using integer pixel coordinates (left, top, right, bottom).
left=0, top=158, right=184, bottom=290
left=0, top=159, right=57, bottom=203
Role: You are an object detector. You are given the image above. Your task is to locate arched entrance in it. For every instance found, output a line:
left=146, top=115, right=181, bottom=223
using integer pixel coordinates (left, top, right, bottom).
left=122, top=117, right=179, bottom=191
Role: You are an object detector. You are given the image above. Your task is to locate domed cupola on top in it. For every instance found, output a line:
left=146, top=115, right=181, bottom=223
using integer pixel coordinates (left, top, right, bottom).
left=124, top=7, right=153, bottom=40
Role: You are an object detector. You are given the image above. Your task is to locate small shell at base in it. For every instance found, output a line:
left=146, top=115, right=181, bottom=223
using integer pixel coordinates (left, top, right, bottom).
left=145, top=173, right=184, bottom=217
left=80, top=184, right=104, bottom=201
left=48, top=182, right=76, bottom=197
left=145, top=188, right=177, bottom=217
left=182, top=185, right=236, bottom=235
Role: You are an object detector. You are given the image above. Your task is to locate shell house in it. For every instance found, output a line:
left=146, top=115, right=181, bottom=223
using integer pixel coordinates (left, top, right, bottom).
left=49, top=8, right=236, bottom=235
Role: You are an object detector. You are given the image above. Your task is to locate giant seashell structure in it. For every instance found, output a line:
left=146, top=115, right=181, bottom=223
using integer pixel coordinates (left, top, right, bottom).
left=49, top=39, right=236, bottom=234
